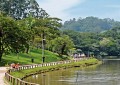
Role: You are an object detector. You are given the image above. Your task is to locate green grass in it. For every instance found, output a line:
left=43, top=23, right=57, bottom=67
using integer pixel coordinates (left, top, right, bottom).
left=0, top=48, right=69, bottom=66
left=10, top=58, right=100, bottom=78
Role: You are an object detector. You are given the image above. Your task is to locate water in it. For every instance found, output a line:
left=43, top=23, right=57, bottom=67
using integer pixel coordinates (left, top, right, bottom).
left=24, top=60, right=120, bottom=85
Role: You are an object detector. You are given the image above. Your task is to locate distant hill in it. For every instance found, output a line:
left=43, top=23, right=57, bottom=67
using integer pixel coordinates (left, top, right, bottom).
left=61, top=16, right=120, bottom=33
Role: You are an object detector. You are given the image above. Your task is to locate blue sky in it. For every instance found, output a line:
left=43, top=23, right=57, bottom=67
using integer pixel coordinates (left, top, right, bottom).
left=36, top=0, right=120, bottom=22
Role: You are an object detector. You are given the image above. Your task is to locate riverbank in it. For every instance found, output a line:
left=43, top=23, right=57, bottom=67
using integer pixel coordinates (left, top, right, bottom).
left=10, top=58, right=101, bottom=79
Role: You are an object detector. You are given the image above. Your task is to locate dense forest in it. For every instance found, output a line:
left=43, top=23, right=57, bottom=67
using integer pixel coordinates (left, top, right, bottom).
left=62, top=17, right=120, bottom=58
left=61, top=17, right=120, bottom=33
left=63, top=27, right=120, bottom=58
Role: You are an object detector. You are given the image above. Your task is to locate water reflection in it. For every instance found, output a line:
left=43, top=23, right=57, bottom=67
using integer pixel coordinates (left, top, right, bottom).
left=24, top=60, right=120, bottom=85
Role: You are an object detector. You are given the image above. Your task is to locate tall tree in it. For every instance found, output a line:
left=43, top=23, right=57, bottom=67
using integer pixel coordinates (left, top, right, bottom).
left=50, top=35, right=74, bottom=55
left=0, top=0, right=48, bottom=19
left=0, top=13, right=28, bottom=61
left=33, top=17, right=62, bottom=48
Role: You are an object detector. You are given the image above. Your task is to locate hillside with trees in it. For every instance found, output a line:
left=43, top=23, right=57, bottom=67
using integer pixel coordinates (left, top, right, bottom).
left=62, top=17, right=120, bottom=33
left=0, top=0, right=74, bottom=63
left=63, top=27, right=120, bottom=58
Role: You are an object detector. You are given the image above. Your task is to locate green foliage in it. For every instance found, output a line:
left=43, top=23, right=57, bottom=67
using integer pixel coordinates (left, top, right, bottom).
left=1, top=49, right=67, bottom=66
left=0, top=13, right=29, bottom=61
left=0, top=0, right=48, bottom=19
left=0, top=0, right=76, bottom=65
left=62, top=17, right=120, bottom=33
left=63, top=26, right=120, bottom=57
left=63, top=30, right=99, bottom=47
left=99, top=27, right=120, bottom=56
left=48, top=35, right=74, bottom=55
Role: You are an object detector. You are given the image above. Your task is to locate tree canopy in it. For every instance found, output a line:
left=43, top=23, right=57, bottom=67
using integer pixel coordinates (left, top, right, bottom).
left=62, top=17, right=120, bottom=33
left=63, top=27, right=120, bottom=57
left=0, top=0, right=48, bottom=19
left=0, top=13, right=29, bottom=61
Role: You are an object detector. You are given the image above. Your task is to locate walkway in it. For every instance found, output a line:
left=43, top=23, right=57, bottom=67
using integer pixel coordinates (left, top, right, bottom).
left=0, top=67, right=8, bottom=85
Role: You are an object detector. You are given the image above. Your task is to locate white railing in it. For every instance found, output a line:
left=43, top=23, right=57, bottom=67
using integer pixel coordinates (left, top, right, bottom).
left=5, top=58, right=85, bottom=85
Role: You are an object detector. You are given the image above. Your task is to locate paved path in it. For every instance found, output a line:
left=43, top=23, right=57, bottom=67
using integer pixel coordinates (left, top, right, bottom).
left=0, top=67, right=8, bottom=85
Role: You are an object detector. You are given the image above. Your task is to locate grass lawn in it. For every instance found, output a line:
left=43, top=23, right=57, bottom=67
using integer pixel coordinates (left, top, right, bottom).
left=0, top=48, right=69, bottom=66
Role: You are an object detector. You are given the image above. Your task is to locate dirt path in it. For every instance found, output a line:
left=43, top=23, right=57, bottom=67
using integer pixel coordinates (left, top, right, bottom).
left=0, top=67, right=8, bottom=85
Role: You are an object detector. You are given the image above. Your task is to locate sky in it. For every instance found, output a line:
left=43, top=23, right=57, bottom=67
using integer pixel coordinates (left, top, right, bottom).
left=36, top=0, right=120, bottom=22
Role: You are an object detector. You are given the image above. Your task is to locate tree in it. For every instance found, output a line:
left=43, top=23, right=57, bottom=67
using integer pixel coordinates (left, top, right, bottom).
left=50, top=35, right=74, bottom=55
left=32, top=17, right=62, bottom=49
left=0, top=0, right=48, bottom=19
left=99, top=27, right=120, bottom=56
left=18, top=15, right=36, bottom=53
left=0, top=13, right=28, bottom=61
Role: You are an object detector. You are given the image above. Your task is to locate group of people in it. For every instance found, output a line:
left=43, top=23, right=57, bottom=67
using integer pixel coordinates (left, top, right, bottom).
left=73, top=53, right=86, bottom=58
left=11, top=63, right=19, bottom=69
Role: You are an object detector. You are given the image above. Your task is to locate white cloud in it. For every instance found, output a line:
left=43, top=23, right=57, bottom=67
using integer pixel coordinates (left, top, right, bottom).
left=36, top=0, right=85, bottom=22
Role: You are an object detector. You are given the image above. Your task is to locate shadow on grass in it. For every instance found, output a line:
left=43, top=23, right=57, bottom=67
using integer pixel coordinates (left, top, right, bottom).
left=30, top=49, right=42, bottom=54
left=57, top=54, right=69, bottom=60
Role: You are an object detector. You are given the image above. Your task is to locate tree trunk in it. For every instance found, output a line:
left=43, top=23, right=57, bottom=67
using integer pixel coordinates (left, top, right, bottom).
left=0, top=53, right=2, bottom=62
left=0, top=49, right=3, bottom=62
left=0, top=37, right=3, bottom=62
left=26, top=45, right=29, bottom=54
left=61, top=44, right=66, bottom=54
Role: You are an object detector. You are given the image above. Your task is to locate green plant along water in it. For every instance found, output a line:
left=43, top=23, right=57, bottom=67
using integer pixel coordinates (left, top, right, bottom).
left=24, top=60, right=120, bottom=85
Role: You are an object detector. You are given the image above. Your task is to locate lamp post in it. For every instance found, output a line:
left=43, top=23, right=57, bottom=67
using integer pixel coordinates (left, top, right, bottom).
left=42, top=31, right=45, bottom=63
left=42, top=38, right=45, bottom=63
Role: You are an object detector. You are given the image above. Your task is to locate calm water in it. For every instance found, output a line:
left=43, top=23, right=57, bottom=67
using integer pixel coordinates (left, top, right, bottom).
left=24, top=60, right=120, bottom=85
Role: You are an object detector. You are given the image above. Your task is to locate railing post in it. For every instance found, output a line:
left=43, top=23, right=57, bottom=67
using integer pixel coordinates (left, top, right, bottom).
left=16, top=78, right=19, bottom=85
left=12, top=77, right=15, bottom=85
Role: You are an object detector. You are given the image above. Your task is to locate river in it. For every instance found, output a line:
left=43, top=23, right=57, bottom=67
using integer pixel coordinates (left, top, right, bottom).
left=24, top=60, right=120, bottom=85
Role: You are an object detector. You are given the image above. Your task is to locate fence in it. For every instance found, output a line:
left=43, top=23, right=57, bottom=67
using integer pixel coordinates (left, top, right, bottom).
left=5, top=59, right=85, bottom=85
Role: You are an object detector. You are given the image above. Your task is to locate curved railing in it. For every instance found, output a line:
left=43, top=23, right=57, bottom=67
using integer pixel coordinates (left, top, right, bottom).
left=5, top=58, right=85, bottom=85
